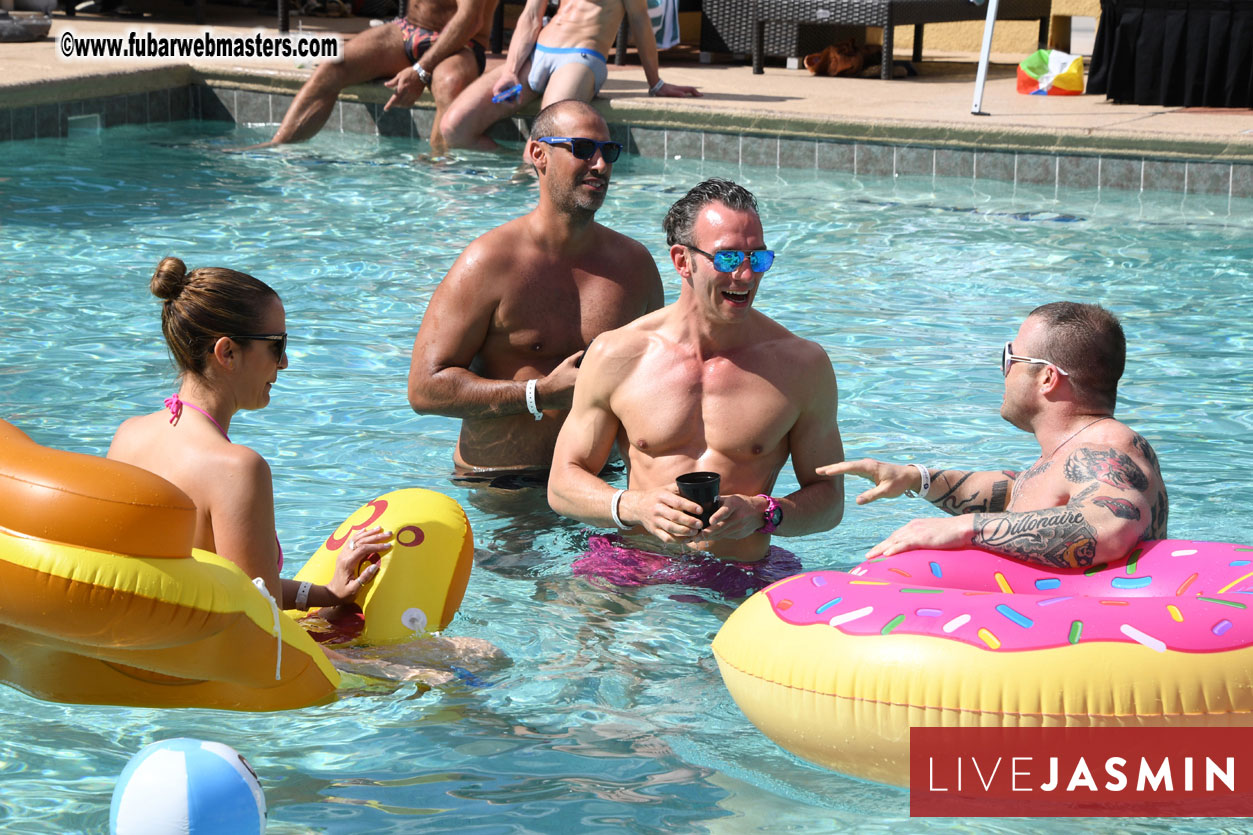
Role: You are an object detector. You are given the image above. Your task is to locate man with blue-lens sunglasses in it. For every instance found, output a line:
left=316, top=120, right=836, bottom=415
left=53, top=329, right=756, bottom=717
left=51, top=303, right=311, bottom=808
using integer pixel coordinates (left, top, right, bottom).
left=548, top=178, right=846, bottom=593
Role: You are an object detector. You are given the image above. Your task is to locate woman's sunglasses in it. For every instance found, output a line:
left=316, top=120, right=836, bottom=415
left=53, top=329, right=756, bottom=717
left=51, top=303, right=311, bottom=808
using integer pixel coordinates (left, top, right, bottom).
left=686, top=245, right=776, bottom=274
left=536, top=136, right=623, bottom=163
left=231, top=332, right=288, bottom=360
left=1002, top=341, right=1069, bottom=378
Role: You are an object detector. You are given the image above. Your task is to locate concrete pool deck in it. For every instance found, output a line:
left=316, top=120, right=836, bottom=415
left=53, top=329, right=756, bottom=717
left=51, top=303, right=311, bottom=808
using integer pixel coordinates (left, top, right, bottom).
left=2, top=3, right=1251, bottom=194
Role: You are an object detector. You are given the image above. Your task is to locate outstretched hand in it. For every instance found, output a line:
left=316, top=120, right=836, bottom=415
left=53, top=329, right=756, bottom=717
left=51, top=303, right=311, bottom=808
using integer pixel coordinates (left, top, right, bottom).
left=325, top=525, right=391, bottom=602
left=384, top=68, right=427, bottom=111
left=817, top=458, right=920, bottom=505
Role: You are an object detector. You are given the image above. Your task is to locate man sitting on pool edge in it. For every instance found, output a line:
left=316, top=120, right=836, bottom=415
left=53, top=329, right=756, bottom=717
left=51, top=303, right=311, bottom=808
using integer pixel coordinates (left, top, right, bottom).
left=819, top=302, right=1167, bottom=568
left=546, top=178, right=845, bottom=597
left=438, top=0, right=700, bottom=152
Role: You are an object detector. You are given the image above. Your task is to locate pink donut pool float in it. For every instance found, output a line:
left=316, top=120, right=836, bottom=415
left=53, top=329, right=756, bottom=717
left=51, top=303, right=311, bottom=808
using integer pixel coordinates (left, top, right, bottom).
left=712, top=539, right=1253, bottom=786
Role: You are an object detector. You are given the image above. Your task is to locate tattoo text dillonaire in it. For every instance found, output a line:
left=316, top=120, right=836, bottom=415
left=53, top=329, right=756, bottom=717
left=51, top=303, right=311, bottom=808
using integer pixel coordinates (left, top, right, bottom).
left=929, top=469, right=1012, bottom=515
left=973, top=508, right=1098, bottom=568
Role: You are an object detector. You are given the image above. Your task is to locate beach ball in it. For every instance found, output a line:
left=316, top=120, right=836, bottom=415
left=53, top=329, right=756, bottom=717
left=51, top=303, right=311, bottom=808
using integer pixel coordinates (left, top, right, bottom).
left=110, top=738, right=266, bottom=835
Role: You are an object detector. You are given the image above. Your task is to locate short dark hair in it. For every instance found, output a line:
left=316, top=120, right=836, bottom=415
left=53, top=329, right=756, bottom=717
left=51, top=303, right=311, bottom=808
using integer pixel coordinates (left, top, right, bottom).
left=1029, top=301, right=1126, bottom=410
left=529, top=100, right=604, bottom=143
left=662, top=178, right=759, bottom=247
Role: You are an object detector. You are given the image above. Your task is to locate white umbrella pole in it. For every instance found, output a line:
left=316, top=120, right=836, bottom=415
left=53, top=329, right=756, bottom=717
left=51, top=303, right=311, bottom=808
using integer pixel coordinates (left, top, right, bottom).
left=971, top=0, right=1001, bottom=115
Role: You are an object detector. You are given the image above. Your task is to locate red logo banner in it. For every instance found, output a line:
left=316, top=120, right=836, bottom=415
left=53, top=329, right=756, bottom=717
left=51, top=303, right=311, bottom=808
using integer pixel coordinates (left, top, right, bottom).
left=910, top=727, right=1253, bottom=817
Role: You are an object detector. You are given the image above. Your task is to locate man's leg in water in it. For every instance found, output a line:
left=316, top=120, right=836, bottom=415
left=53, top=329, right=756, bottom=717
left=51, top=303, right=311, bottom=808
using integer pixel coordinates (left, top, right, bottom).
left=439, top=61, right=539, bottom=151
left=264, top=24, right=410, bottom=147
left=426, top=47, right=489, bottom=156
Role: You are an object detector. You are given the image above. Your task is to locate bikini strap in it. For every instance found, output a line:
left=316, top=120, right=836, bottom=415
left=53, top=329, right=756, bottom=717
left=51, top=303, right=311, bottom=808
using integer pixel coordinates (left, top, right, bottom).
left=164, top=393, right=230, bottom=442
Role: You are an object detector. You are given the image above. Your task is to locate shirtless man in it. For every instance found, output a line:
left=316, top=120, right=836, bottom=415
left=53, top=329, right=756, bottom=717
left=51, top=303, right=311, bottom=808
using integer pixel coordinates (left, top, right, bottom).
left=257, top=0, right=495, bottom=151
left=407, top=100, right=664, bottom=475
left=819, top=302, right=1168, bottom=568
left=547, top=178, right=844, bottom=592
left=439, top=0, right=700, bottom=151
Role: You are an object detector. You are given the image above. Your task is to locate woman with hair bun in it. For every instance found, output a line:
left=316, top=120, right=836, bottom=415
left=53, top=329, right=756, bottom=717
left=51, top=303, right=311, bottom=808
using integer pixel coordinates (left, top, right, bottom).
left=108, top=257, right=388, bottom=610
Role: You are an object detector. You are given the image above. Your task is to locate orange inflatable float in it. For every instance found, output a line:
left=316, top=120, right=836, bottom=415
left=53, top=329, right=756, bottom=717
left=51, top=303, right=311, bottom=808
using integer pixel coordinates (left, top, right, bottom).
left=0, top=418, right=473, bottom=711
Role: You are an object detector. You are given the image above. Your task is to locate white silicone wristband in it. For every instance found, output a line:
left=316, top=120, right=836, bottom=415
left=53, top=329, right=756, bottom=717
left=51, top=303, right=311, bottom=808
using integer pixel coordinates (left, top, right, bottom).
left=525, top=379, right=543, bottom=421
left=912, top=464, right=931, bottom=499
left=294, top=580, right=312, bottom=610
left=610, top=488, right=628, bottom=529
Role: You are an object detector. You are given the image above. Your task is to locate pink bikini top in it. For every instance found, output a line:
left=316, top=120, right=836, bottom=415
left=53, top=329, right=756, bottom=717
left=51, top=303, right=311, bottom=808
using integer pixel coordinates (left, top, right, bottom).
left=165, top=394, right=283, bottom=571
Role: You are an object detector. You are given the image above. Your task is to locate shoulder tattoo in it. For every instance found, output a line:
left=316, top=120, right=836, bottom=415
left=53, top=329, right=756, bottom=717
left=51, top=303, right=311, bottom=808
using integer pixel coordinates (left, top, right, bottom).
left=1092, top=496, right=1142, bottom=520
left=1131, top=432, right=1162, bottom=474
left=1063, top=447, right=1149, bottom=492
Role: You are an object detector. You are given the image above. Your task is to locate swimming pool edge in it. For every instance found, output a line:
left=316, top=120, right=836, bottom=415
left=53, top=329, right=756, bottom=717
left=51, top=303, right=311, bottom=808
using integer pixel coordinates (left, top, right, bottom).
left=1, top=66, right=1250, bottom=198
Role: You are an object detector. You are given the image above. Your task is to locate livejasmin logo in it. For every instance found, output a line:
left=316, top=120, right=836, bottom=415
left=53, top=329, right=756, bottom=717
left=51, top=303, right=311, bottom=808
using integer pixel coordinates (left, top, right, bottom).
left=928, top=752, right=1234, bottom=792
left=910, top=727, right=1253, bottom=817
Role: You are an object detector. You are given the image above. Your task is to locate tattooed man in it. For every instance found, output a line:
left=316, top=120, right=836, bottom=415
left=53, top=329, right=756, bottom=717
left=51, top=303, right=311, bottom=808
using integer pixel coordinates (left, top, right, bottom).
left=818, top=302, right=1167, bottom=569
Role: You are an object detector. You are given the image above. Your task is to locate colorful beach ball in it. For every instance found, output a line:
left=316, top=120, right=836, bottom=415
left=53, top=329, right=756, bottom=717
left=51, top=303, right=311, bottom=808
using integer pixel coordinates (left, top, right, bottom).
left=110, top=738, right=266, bottom=835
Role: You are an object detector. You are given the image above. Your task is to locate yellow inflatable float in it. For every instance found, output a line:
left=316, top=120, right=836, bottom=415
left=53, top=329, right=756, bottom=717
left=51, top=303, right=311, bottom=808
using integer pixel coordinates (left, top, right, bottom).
left=0, top=418, right=473, bottom=712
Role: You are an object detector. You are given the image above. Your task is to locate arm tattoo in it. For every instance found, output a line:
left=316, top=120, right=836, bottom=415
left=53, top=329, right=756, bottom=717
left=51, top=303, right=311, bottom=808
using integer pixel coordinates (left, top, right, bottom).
left=1063, top=447, right=1149, bottom=492
left=1148, top=488, right=1169, bottom=539
left=989, top=479, right=1009, bottom=512
left=929, top=470, right=1012, bottom=515
left=973, top=509, right=1097, bottom=568
left=1131, top=433, right=1161, bottom=474
left=1093, top=496, right=1141, bottom=520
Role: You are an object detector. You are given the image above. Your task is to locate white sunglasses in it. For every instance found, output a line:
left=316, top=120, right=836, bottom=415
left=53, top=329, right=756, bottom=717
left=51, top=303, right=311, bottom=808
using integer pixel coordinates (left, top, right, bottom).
left=1002, top=341, right=1070, bottom=378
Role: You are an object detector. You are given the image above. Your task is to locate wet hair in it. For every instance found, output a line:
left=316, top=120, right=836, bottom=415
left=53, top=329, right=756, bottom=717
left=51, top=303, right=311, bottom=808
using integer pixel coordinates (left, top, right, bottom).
left=1028, top=301, right=1126, bottom=410
left=150, top=256, right=278, bottom=376
left=528, top=100, right=605, bottom=143
left=663, top=178, right=759, bottom=247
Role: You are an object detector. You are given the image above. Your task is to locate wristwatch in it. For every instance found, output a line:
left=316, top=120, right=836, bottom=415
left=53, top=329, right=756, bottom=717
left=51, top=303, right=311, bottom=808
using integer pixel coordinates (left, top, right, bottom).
left=413, top=62, right=433, bottom=85
left=756, top=494, right=782, bottom=533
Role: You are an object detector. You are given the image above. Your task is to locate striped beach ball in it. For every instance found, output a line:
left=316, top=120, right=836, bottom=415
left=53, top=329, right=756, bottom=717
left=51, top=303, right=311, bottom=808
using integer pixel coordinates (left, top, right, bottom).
left=110, top=738, right=266, bottom=835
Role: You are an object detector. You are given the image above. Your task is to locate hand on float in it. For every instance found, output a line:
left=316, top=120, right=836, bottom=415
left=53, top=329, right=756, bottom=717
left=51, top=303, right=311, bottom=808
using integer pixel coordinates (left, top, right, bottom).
left=817, top=458, right=918, bottom=505
left=325, top=525, right=391, bottom=603
left=384, top=68, right=426, bottom=111
left=865, top=515, right=972, bottom=558
left=687, top=494, right=762, bottom=548
left=621, top=486, right=704, bottom=544
left=536, top=349, right=584, bottom=412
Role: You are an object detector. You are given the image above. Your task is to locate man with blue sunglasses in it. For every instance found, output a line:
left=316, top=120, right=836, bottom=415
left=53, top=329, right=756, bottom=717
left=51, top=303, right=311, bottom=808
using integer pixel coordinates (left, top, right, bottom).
left=549, top=178, right=845, bottom=593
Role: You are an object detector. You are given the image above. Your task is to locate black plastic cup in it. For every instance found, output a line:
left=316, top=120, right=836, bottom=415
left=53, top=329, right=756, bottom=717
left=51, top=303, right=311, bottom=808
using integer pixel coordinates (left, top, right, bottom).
left=676, top=471, right=722, bottom=528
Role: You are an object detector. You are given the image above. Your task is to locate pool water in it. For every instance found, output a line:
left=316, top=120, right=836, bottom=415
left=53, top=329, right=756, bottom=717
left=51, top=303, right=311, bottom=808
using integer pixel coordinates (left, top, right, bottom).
left=1, top=121, right=1251, bottom=833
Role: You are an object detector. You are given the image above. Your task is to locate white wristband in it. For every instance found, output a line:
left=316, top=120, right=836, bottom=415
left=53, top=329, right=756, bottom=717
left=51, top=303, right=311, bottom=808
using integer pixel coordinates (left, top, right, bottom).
left=910, top=464, right=931, bottom=499
left=294, top=580, right=312, bottom=610
left=525, top=379, right=543, bottom=421
left=649, top=79, right=665, bottom=96
left=413, top=62, right=432, bottom=85
left=610, top=488, right=629, bottom=529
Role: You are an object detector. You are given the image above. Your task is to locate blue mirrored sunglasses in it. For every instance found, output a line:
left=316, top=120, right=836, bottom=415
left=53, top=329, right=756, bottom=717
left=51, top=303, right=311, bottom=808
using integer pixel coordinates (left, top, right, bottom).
left=686, top=245, right=776, bottom=273
left=536, top=136, right=622, bottom=163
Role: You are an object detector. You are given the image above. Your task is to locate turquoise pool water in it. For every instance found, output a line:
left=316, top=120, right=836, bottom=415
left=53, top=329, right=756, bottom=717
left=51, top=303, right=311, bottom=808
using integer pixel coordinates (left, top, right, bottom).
left=1, top=122, right=1251, bottom=833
